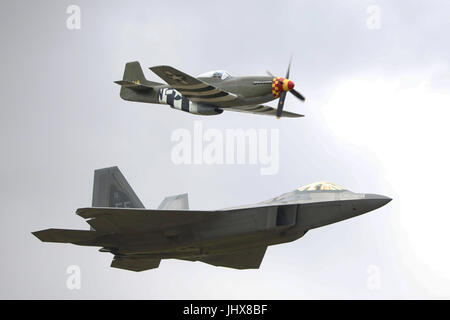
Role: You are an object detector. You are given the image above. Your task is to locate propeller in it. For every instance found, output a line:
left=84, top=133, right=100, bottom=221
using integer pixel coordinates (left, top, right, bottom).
left=267, top=59, right=306, bottom=118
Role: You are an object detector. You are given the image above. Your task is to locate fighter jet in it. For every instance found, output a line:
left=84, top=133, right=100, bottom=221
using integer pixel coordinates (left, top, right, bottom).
left=33, top=167, right=391, bottom=272
left=114, top=60, right=305, bottom=118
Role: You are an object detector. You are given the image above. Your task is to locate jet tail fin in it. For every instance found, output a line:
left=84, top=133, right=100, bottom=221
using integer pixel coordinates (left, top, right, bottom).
left=157, top=193, right=189, bottom=210
left=92, top=167, right=145, bottom=209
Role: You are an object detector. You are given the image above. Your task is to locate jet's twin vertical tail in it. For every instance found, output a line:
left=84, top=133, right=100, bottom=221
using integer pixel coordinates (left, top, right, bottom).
left=157, top=193, right=189, bottom=210
left=92, top=166, right=145, bottom=209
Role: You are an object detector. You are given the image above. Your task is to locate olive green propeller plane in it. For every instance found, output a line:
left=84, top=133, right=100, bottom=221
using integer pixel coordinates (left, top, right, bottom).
left=114, top=60, right=306, bottom=118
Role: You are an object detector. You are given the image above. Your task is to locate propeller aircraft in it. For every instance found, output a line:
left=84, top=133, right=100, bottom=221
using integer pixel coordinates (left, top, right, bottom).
left=115, top=60, right=305, bottom=118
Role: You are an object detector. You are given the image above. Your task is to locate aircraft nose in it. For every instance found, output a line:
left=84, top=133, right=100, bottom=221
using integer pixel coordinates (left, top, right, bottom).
left=282, top=79, right=295, bottom=91
left=364, top=194, right=392, bottom=210
left=287, top=80, right=295, bottom=90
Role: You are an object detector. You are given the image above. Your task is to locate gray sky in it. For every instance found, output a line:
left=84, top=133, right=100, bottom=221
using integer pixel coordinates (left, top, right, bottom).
left=1, top=0, right=449, bottom=299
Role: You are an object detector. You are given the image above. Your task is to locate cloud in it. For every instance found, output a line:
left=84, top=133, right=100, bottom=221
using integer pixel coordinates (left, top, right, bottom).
left=322, top=72, right=450, bottom=297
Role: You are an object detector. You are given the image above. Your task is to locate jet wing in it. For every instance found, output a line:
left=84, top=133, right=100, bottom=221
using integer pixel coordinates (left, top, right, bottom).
left=76, top=207, right=216, bottom=233
left=111, top=256, right=161, bottom=272
left=223, top=105, right=304, bottom=118
left=193, top=246, right=267, bottom=270
left=149, top=65, right=237, bottom=104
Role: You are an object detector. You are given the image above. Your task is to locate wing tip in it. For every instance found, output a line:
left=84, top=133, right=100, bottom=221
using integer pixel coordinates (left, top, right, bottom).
left=32, top=230, right=47, bottom=242
left=282, top=112, right=304, bottom=118
left=76, top=207, right=92, bottom=218
left=31, top=229, right=65, bottom=243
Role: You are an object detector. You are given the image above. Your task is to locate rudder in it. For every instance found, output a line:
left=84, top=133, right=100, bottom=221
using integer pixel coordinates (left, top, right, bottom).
left=115, top=61, right=164, bottom=101
left=123, top=61, right=147, bottom=84
left=117, top=61, right=163, bottom=88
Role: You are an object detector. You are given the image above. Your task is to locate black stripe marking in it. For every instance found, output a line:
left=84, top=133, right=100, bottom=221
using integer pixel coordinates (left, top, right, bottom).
left=166, top=93, right=174, bottom=106
left=181, top=97, right=190, bottom=112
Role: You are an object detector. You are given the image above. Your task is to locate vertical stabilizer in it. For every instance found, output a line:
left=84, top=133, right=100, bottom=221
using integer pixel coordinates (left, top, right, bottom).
left=157, top=193, right=189, bottom=210
left=92, top=167, right=145, bottom=208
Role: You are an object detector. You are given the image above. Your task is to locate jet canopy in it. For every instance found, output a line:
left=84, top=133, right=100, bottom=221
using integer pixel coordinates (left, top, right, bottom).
left=297, top=182, right=346, bottom=191
left=197, top=70, right=232, bottom=80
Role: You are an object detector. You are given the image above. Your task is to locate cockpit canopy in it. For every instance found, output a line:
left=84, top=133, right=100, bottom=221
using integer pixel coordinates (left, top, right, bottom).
left=197, top=70, right=232, bottom=80
left=297, top=182, right=346, bottom=191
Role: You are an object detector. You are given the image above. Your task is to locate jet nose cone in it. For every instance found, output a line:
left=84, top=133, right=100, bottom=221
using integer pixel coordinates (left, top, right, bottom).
left=364, top=194, right=392, bottom=209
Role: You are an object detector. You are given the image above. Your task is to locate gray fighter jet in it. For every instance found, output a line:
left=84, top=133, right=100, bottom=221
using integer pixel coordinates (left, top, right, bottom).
left=33, top=167, right=391, bottom=272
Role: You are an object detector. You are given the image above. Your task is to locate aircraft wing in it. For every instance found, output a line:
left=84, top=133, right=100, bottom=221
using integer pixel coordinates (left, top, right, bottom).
left=223, top=105, right=304, bottom=118
left=111, top=256, right=161, bottom=272
left=193, top=246, right=267, bottom=269
left=76, top=207, right=216, bottom=233
left=149, top=65, right=237, bottom=104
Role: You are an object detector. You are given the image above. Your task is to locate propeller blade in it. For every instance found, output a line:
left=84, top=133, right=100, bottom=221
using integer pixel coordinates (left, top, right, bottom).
left=265, top=70, right=274, bottom=77
left=276, top=91, right=287, bottom=118
left=290, top=88, right=306, bottom=102
left=285, top=57, right=292, bottom=79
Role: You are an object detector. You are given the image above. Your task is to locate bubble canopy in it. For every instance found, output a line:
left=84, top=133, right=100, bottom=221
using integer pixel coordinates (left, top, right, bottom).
left=197, top=70, right=232, bottom=80
left=297, top=182, right=346, bottom=191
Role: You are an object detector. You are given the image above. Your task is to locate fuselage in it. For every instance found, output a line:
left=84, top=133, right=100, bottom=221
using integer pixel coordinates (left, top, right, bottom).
left=198, top=76, right=275, bottom=107
left=119, top=75, right=277, bottom=109
left=33, top=169, right=392, bottom=271
left=104, top=187, right=391, bottom=261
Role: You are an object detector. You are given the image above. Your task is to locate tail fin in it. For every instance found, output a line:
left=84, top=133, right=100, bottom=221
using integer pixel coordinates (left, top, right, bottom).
left=122, top=61, right=148, bottom=84
left=114, top=61, right=163, bottom=91
left=92, top=167, right=144, bottom=209
left=157, top=193, right=189, bottom=210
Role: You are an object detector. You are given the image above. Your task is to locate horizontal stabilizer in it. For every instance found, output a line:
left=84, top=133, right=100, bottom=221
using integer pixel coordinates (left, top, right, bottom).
left=32, top=229, right=99, bottom=244
left=111, top=256, right=161, bottom=272
left=114, top=80, right=154, bottom=91
left=157, top=193, right=189, bottom=210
